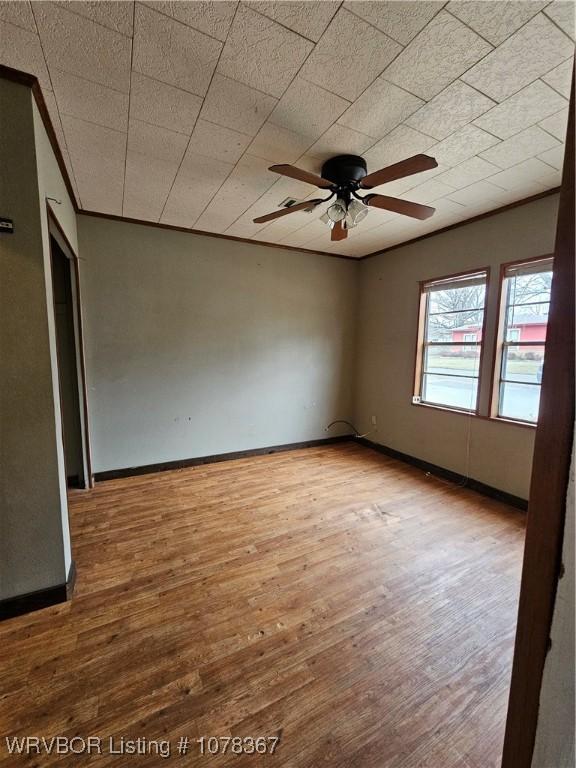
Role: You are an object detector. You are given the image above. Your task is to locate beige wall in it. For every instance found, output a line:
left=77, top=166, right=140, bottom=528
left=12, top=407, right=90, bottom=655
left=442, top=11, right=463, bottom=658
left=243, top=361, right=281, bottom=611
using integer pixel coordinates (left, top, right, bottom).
left=354, top=194, right=559, bottom=500
left=78, top=215, right=358, bottom=473
left=0, top=80, right=73, bottom=598
left=32, top=100, right=80, bottom=574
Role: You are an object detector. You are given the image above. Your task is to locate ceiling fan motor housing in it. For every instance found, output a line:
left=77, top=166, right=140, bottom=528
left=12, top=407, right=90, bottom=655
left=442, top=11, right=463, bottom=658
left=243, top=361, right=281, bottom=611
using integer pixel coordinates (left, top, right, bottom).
left=321, top=155, right=368, bottom=187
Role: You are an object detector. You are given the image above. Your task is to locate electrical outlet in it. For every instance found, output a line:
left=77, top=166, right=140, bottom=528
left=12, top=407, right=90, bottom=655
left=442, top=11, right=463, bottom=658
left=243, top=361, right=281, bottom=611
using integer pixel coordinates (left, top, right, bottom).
left=371, top=415, right=377, bottom=426
left=412, top=395, right=421, bottom=404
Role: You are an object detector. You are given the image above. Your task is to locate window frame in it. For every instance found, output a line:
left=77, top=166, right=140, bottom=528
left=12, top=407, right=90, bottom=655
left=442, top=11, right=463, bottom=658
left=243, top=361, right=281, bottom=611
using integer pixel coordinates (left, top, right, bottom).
left=413, top=267, right=490, bottom=416
left=490, top=255, right=554, bottom=426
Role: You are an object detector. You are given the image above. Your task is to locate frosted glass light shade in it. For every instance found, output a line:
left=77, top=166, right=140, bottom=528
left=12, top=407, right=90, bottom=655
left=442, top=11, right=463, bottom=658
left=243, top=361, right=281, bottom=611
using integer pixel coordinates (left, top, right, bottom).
left=346, top=199, right=369, bottom=228
left=327, top=198, right=347, bottom=223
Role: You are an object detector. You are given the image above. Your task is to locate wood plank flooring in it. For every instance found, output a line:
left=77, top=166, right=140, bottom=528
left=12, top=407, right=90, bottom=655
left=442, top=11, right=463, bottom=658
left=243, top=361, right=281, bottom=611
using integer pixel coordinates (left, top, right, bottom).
left=0, top=443, right=525, bottom=767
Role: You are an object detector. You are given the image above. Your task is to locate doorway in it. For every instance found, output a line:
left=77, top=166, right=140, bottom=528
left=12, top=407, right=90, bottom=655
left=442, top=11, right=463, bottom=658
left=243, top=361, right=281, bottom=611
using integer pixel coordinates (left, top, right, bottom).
left=48, top=223, right=92, bottom=489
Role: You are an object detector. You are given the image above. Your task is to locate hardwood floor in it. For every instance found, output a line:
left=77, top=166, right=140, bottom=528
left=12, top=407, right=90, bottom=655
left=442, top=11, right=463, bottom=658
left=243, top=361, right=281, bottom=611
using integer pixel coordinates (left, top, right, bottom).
left=0, top=443, right=525, bottom=767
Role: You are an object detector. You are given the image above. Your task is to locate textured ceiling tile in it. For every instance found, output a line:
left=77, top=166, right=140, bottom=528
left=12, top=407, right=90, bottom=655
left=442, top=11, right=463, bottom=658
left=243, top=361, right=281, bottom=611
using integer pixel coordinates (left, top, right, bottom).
left=543, top=0, right=575, bottom=39
left=429, top=125, right=500, bottom=168
left=162, top=186, right=218, bottom=226
left=473, top=80, right=567, bottom=139
left=363, top=125, right=436, bottom=171
left=62, top=113, right=127, bottom=162
left=538, top=144, right=566, bottom=170
left=338, top=77, right=423, bottom=140
left=299, top=8, right=402, bottom=101
left=9, top=0, right=566, bottom=251
left=383, top=11, right=492, bottom=100
left=127, top=119, right=188, bottom=164
left=279, top=218, right=329, bottom=248
left=194, top=155, right=278, bottom=231
left=200, top=73, right=277, bottom=137
left=217, top=5, right=313, bottom=98
left=461, top=13, right=574, bottom=102
left=142, top=1, right=237, bottom=41
left=256, top=210, right=318, bottom=242
left=52, top=68, right=128, bottom=131
left=368, top=172, right=432, bottom=197
left=430, top=198, right=472, bottom=226
left=248, top=123, right=313, bottom=163
left=464, top=181, right=549, bottom=211
left=354, top=206, right=396, bottom=231
left=402, top=178, right=457, bottom=204
left=0, top=1, right=36, bottom=31
left=61, top=114, right=126, bottom=213
left=224, top=218, right=272, bottom=239
left=488, top=157, right=560, bottom=190
left=541, top=58, right=573, bottom=97
left=188, top=119, right=252, bottom=164
left=123, top=151, right=180, bottom=221
left=74, top=166, right=124, bottom=213
left=344, top=1, right=445, bottom=45
left=446, top=179, right=510, bottom=207
left=539, top=107, right=569, bottom=140
left=446, top=1, right=548, bottom=46
left=308, top=124, right=375, bottom=162
left=436, top=156, right=502, bottom=189
left=406, top=80, right=495, bottom=140
left=253, top=212, right=311, bottom=243
left=161, top=151, right=233, bottom=225
left=34, top=2, right=131, bottom=91
left=133, top=4, right=221, bottom=96
left=479, top=125, right=560, bottom=169
left=0, top=20, right=51, bottom=89
left=269, top=77, right=350, bottom=140
left=54, top=1, right=134, bottom=36
left=130, top=72, right=202, bottom=135
left=360, top=222, right=416, bottom=252
left=292, top=153, right=325, bottom=175
left=244, top=1, right=339, bottom=42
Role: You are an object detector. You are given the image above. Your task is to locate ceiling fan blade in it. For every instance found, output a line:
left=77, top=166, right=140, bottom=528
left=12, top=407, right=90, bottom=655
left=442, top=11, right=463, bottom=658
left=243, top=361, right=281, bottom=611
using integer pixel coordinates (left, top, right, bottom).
left=365, top=194, right=435, bottom=220
left=360, top=155, right=438, bottom=189
left=253, top=199, right=323, bottom=224
left=269, top=164, right=333, bottom=189
left=331, top=220, right=348, bottom=241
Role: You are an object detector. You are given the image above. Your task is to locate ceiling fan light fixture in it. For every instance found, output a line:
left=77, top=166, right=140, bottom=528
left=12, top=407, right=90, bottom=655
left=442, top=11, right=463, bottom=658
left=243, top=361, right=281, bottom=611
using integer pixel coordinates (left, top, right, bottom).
left=256, top=154, right=437, bottom=238
left=326, top=198, right=347, bottom=223
left=345, top=198, right=369, bottom=228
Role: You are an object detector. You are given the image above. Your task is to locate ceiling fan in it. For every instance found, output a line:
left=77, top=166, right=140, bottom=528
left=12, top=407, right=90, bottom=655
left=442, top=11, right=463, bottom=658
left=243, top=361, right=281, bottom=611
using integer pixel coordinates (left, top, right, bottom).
left=253, top=154, right=438, bottom=241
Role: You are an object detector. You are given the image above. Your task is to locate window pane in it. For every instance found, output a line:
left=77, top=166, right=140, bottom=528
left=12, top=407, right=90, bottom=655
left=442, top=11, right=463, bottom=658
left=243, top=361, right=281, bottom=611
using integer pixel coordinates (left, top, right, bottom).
left=506, top=303, right=549, bottom=341
left=502, top=345, right=545, bottom=384
left=428, top=283, right=486, bottom=315
left=426, top=309, right=484, bottom=342
left=499, top=382, right=542, bottom=422
left=507, top=270, right=552, bottom=306
left=424, top=345, right=481, bottom=377
left=422, top=374, right=478, bottom=410
left=496, top=261, right=553, bottom=423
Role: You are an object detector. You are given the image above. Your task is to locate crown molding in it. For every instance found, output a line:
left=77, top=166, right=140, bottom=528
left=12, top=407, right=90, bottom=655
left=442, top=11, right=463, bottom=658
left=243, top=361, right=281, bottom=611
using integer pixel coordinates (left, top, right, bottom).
left=77, top=209, right=357, bottom=260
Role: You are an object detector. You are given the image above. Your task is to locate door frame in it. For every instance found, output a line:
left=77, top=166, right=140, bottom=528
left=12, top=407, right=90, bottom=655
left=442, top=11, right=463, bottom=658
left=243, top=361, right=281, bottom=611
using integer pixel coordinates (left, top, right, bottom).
left=501, top=71, right=574, bottom=766
left=47, top=203, right=94, bottom=489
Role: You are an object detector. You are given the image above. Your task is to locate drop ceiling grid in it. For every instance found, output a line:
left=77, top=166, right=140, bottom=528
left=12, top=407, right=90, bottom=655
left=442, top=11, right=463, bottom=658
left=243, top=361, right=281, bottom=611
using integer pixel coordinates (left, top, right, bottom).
left=0, top=0, right=572, bottom=257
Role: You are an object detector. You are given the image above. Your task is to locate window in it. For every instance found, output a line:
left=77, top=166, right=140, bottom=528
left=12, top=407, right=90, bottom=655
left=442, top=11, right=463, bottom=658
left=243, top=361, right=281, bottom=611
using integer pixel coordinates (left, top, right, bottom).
left=494, top=257, right=553, bottom=424
left=414, top=270, right=488, bottom=412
